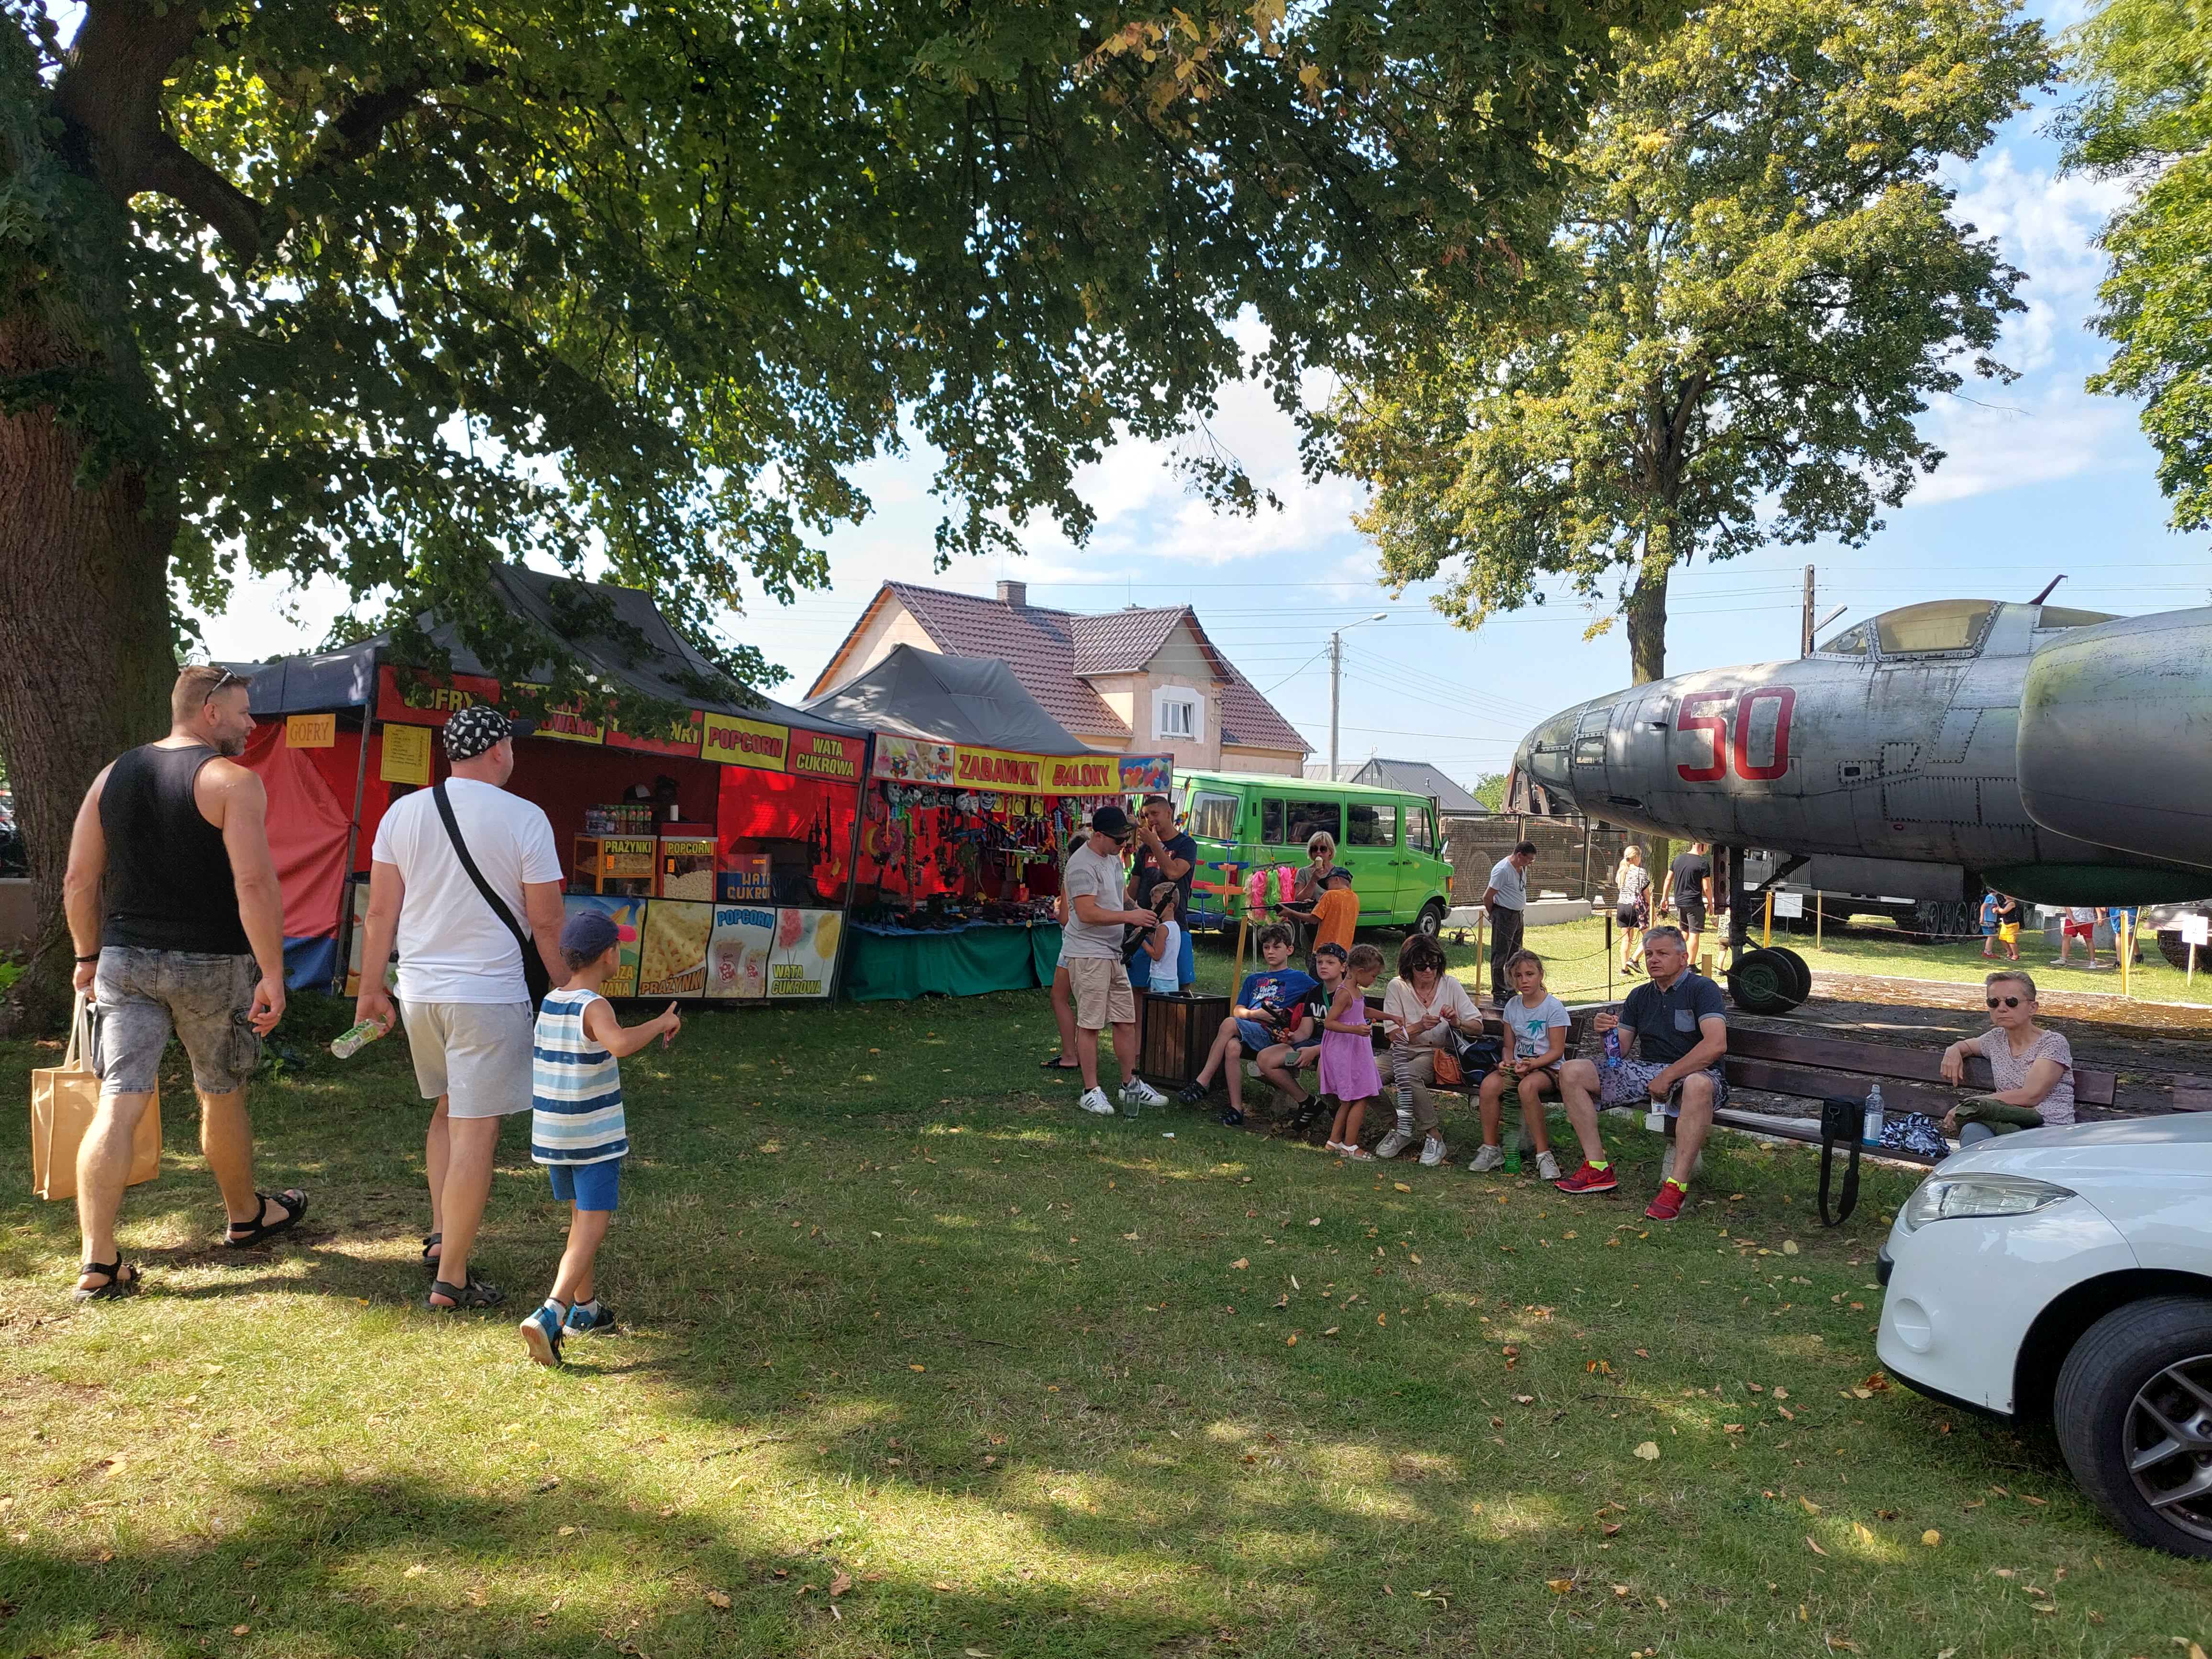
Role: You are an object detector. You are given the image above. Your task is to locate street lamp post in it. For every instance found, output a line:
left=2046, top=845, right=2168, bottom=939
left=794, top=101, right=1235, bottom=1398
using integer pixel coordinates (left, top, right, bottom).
left=1328, top=612, right=1388, bottom=781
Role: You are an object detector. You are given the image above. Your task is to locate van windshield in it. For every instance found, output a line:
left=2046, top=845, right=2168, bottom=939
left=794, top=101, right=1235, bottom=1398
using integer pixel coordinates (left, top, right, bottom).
left=1188, top=792, right=1239, bottom=843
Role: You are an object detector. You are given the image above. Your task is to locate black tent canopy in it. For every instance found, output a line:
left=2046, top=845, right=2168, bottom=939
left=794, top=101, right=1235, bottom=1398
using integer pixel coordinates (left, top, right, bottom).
left=802, top=643, right=1097, bottom=755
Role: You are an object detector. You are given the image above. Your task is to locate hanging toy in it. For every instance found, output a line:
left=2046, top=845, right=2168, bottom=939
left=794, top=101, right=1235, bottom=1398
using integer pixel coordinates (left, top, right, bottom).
left=1245, top=869, right=1272, bottom=915
left=1276, top=865, right=1296, bottom=903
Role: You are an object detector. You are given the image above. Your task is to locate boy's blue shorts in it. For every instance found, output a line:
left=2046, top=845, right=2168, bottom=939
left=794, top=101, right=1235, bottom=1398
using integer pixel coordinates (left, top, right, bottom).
left=1234, top=1017, right=1279, bottom=1052
left=547, top=1158, right=622, bottom=1212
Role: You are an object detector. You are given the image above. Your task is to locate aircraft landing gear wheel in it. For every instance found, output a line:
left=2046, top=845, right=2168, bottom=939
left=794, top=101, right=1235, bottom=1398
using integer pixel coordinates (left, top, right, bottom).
left=1766, top=945, right=1813, bottom=1004
left=1728, top=947, right=1808, bottom=1014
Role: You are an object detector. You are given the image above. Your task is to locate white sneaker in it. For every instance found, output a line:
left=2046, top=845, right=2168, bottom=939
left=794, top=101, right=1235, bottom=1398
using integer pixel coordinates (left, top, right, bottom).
left=1373, top=1128, right=1414, bottom=1161
left=1419, top=1137, right=1448, bottom=1167
left=1077, top=1087, right=1115, bottom=1115
left=1537, top=1150, right=1562, bottom=1181
left=1120, top=1078, right=1167, bottom=1110
left=1468, top=1144, right=1506, bottom=1173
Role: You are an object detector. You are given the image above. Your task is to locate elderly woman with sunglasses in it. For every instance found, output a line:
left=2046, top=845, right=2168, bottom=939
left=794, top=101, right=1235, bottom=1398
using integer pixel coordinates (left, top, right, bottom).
left=1936, top=969, right=2076, bottom=1142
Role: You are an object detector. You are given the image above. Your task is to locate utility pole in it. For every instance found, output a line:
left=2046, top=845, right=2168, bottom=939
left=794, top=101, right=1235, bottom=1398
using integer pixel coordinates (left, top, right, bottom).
left=1802, top=564, right=1816, bottom=657
left=1327, top=612, right=1386, bottom=781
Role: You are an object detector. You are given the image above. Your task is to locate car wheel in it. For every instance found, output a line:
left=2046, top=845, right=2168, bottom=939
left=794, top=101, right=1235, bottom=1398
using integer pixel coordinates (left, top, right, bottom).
left=2053, top=1296, right=2212, bottom=1559
left=1415, top=901, right=1447, bottom=940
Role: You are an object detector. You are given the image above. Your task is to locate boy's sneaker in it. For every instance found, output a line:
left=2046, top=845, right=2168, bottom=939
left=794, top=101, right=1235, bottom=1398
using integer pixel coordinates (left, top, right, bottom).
left=1120, top=1078, right=1168, bottom=1111
left=1176, top=1080, right=1210, bottom=1106
left=1372, top=1128, right=1414, bottom=1161
left=519, top=1301, right=566, bottom=1367
left=1645, top=1180, right=1689, bottom=1221
left=1536, top=1150, right=1563, bottom=1182
left=1467, top=1144, right=1507, bottom=1173
left=1077, top=1086, right=1115, bottom=1116
left=1418, top=1137, right=1449, bottom=1167
left=1555, top=1160, right=1619, bottom=1194
left=1220, top=1107, right=1246, bottom=1128
left=564, top=1299, right=617, bottom=1335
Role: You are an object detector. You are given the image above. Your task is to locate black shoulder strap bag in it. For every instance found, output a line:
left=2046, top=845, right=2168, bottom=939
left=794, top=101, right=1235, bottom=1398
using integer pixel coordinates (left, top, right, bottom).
left=432, top=780, right=553, bottom=1010
left=1817, top=1095, right=1862, bottom=1228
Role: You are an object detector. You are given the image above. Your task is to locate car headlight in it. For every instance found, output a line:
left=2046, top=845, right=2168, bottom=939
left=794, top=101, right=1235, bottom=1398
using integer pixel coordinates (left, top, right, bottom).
left=1900, top=1172, right=2075, bottom=1233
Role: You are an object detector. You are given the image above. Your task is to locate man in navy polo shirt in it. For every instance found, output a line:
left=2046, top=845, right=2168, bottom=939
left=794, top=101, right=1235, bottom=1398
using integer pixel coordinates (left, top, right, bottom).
left=1551, top=925, right=1728, bottom=1220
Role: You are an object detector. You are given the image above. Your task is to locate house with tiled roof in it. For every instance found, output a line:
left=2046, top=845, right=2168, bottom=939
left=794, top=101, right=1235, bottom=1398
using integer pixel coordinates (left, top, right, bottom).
left=807, top=579, right=1311, bottom=775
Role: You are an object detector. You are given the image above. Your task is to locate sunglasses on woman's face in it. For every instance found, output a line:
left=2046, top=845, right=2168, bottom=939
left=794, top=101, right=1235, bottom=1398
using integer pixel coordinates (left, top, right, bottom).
left=1987, top=995, right=2024, bottom=1009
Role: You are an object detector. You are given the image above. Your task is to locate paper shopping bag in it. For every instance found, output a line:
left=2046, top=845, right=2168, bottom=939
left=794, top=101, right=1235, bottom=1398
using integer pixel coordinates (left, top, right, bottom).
left=30, top=997, right=160, bottom=1201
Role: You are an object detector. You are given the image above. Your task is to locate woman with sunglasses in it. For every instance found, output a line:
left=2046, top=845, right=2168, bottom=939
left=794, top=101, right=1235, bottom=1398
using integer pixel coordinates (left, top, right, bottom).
left=1936, top=970, right=2076, bottom=1143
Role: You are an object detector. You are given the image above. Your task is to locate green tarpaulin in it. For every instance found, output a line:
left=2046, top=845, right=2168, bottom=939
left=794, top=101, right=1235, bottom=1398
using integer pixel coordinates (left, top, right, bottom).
left=845, top=924, right=1062, bottom=1002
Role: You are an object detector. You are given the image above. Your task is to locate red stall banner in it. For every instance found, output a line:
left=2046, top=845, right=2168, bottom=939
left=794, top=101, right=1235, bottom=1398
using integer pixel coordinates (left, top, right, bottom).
left=607, top=707, right=705, bottom=758
left=788, top=730, right=866, bottom=782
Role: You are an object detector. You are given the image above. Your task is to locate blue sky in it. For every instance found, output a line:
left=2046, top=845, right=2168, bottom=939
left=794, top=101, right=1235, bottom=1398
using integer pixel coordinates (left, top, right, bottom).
left=199, top=0, right=2208, bottom=785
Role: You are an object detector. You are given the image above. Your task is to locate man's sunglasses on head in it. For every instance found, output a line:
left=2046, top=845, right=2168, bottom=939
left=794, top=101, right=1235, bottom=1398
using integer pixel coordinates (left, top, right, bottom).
left=203, top=668, right=245, bottom=702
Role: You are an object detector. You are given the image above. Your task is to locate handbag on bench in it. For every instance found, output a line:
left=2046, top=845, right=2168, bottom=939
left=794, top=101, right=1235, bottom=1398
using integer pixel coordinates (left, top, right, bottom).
left=1817, top=1095, right=1862, bottom=1227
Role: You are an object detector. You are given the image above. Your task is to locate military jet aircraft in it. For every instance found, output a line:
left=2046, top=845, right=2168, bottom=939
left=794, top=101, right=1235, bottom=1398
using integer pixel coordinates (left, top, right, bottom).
left=1512, top=597, right=2212, bottom=927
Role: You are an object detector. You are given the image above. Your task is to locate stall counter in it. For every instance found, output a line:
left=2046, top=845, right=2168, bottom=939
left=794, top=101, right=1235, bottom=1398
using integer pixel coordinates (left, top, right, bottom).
left=843, top=918, right=1062, bottom=1003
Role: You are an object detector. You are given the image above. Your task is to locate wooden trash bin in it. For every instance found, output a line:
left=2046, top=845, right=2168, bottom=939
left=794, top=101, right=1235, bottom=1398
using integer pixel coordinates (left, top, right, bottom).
left=1139, top=993, right=1230, bottom=1086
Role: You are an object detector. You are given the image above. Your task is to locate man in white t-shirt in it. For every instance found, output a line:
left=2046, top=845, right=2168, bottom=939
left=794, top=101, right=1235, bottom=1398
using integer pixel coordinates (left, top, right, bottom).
left=355, top=704, right=566, bottom=1310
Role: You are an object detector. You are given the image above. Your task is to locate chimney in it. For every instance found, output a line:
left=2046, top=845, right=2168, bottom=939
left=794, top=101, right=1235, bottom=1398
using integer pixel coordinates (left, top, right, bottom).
left=995, top=579, right=1027, bottom=608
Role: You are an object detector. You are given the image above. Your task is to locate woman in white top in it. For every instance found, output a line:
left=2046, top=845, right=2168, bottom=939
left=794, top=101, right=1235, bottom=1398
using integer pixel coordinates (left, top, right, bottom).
left=1937, top=969, right=2077, bottom=1142
left=1378, top=932, right=1484, bottom=1166
left=1613, top=846, right=1651, bottom=975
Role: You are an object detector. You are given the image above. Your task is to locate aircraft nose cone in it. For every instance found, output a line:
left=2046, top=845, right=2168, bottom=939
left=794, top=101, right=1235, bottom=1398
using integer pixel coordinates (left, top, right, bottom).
left=1516, top=704, right=1586, bottom=812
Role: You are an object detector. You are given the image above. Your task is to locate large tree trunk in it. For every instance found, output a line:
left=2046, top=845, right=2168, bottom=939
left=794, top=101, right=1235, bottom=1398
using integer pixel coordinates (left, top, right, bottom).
left=0, top=315, right=176, bottom=1034
left=1624, top=561, right=1670, bottom=686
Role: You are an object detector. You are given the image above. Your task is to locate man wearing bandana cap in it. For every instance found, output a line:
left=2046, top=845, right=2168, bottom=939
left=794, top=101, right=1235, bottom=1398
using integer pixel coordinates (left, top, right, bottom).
left=355, top=701, right=565, bottom=1309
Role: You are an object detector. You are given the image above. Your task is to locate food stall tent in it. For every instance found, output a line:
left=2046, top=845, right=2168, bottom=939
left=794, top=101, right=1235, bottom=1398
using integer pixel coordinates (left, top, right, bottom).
left=229, top=564, right=870, bottom=1004
left=805, top=644, right=1169, bottom=1001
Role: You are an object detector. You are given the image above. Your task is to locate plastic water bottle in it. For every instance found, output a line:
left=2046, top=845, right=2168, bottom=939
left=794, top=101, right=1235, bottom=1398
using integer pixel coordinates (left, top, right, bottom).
left=330, top=1018, right=386, bottom=1060
left=1862, top=1084, right=1886, bottom=1145
left=1504, top=1148, right=1523, bottom=1174
left=1603, top=1029, right=1623, bottom=1070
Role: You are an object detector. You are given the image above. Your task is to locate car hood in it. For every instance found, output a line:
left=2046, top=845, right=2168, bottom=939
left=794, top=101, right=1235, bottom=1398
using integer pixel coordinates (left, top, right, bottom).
left=1936, top=1113, right=2212, bottom=1182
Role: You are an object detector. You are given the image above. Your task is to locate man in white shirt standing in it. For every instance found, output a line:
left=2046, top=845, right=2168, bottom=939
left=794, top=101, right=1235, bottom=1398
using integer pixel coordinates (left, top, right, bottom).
left=1059, top=804, right=1170, bottom=1118
left=354, top=704, right=567, bottom=1309
left=1481, top=840, right=1537, bottom=1004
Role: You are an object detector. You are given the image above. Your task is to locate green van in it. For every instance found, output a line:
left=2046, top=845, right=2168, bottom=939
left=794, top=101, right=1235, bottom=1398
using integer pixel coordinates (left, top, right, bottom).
left=1176, top=771, right=1456, bottom=938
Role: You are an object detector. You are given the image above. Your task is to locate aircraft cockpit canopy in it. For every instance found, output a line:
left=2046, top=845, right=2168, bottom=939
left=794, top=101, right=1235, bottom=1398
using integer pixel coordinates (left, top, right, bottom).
left=1819, top=599, right=2121, bottom=661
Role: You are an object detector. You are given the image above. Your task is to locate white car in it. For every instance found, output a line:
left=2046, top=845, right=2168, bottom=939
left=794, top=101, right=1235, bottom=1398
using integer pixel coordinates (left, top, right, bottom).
left=1876, top=1113, right=2212, bottom=1558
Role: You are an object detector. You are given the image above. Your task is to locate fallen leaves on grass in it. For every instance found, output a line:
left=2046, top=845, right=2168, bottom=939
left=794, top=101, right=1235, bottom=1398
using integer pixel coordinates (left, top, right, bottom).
left=1922, top=1530, right=1942, bottom=1548
left=705, top=1591, right=731, bottom=1610
left=1634, top=1442, right=1660, bottom=1460
left=1806, top=1537, right=1828, bottom=1556
left=830, top=1572, right=852, bottom=1597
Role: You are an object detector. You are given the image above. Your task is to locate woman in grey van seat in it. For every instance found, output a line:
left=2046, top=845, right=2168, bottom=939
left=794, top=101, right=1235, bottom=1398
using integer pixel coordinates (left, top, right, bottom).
left=61, top=665, right=299, bottom=1301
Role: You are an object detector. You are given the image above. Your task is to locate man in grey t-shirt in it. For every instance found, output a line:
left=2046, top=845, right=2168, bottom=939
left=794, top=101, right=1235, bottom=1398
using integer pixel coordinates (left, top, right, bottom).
left=1059, top=804, right=1169, bottom=1117
left=1482, top=840, right=1537, bottom=1004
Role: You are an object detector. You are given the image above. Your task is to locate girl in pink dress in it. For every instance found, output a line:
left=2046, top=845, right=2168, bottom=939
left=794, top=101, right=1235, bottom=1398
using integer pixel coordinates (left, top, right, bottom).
left=1323, top=943, right=1395, bottom=1158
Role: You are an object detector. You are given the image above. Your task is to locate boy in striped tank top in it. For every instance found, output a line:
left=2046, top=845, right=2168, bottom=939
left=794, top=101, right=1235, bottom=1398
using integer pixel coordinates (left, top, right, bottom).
left=520, top=911, right=682, bottom=1366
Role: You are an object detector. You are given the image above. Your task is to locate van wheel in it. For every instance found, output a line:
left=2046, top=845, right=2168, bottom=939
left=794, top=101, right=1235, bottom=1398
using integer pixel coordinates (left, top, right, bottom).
left=1415, top=901, right=1447, bottom=940
left=2054, top=1296, right=2212, bottom=1559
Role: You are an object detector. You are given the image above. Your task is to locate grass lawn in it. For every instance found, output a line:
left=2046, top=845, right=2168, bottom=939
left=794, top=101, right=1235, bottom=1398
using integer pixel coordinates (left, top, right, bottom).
left=3, top=977, right=2209, bottom=1659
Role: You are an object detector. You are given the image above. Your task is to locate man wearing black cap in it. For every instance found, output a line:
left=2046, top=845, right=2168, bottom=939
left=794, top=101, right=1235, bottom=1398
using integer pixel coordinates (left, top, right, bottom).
left=355, top=702, right=565, bottom=1309
left=1060, top=803, right=1169, bottom=1117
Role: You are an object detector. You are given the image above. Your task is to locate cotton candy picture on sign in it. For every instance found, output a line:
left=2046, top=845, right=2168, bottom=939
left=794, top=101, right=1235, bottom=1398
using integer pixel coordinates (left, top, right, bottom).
left=767, top=908, right=839, bottom=998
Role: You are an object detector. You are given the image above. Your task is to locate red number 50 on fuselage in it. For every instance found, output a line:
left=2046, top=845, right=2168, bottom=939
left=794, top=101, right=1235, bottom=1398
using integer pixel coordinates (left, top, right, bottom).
left=1677, top=686, right=1795, bottom=784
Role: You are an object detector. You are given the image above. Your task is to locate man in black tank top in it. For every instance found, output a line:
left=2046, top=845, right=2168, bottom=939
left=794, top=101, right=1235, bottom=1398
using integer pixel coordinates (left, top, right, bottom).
left=59, top=665, right=301, bottom=1301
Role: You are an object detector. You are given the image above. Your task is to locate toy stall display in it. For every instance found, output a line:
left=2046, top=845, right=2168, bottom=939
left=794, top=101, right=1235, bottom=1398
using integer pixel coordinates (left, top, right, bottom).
left=840, top=750, right=1175, bottom=1003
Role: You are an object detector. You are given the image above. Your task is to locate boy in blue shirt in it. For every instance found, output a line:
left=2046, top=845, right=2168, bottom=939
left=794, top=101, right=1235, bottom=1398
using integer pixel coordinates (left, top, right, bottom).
left=1176, top=924, right=1316, bottom=1124
left=519, top=910, right=681, bottom=1366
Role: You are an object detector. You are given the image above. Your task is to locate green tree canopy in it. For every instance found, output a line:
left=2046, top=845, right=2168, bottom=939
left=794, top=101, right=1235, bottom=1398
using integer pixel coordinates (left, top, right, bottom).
left=0, top=0, right=1673, bottom=1013
left=2060, top=0, right=2212, bottom=527
left=1331, top=0, right=2050, bottom=685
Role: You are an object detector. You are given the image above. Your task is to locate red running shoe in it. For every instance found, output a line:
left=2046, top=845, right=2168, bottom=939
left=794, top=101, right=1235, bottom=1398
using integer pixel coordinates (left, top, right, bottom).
left=1645, top=1180, right=1688, bottom=1221
left=1555, top=1161, right=1618, bottom=1195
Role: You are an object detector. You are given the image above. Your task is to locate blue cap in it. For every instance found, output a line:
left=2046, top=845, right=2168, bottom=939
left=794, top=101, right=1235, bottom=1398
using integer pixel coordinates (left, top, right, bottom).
left=559, top=909, right=621, bottom=959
